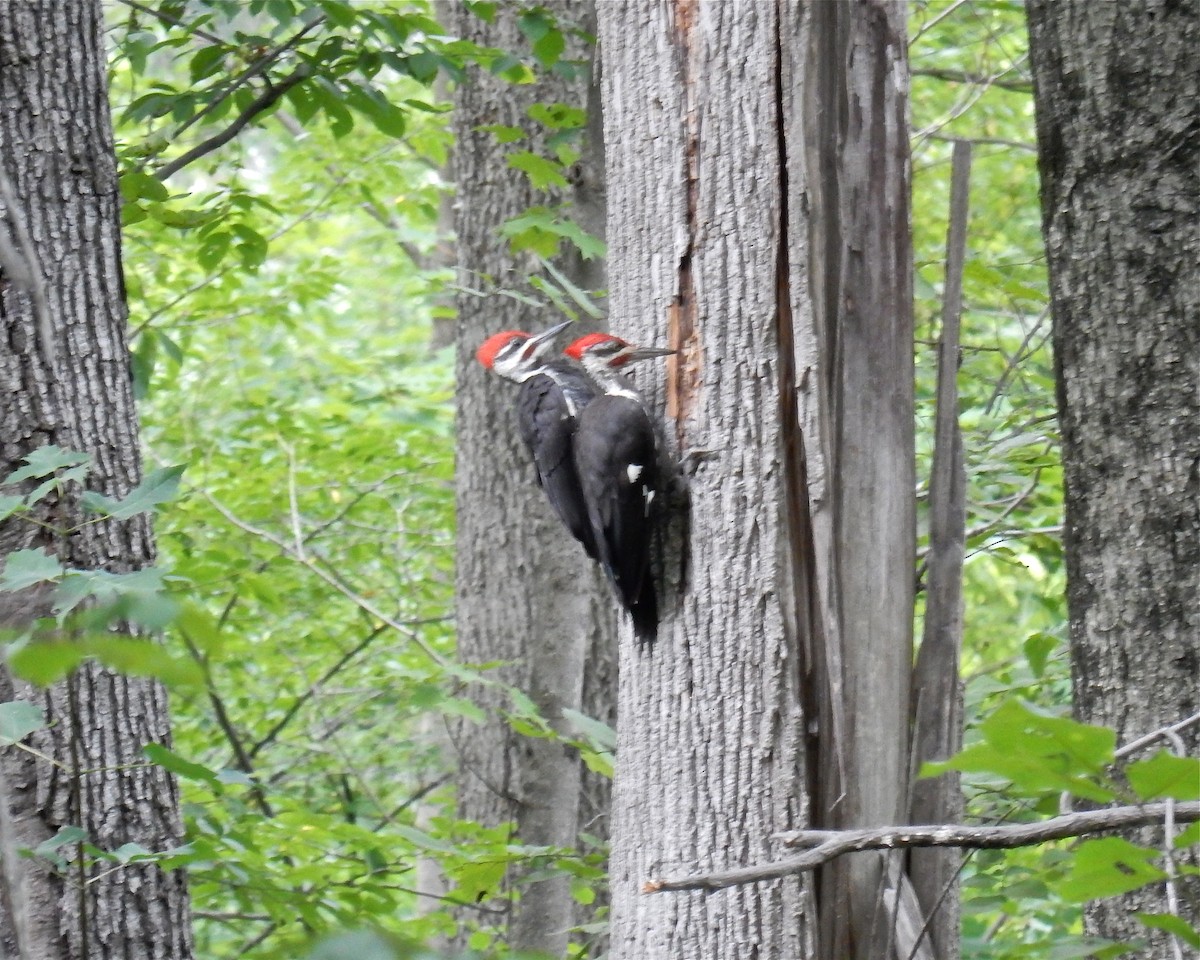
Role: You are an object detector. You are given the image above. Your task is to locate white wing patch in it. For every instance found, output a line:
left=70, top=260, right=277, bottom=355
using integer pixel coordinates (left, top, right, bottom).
left=644, top=487, right=655, bottom=516
left=626, top=463, right=643, bottom=484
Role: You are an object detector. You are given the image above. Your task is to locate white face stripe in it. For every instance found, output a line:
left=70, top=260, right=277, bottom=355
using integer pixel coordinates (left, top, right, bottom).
left=626, top=463, right=643, bottom=483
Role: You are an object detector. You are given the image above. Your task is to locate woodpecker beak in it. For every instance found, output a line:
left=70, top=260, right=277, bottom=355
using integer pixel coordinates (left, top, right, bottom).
left=523, top=319, right=575, bottom=360
left=623, top=346, right=676, bottom=363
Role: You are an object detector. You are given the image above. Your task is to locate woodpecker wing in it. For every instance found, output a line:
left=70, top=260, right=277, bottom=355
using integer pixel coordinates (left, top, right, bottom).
left=515, top=373, right=599, bottom=560
left=574, top=394, right=659, bottom=643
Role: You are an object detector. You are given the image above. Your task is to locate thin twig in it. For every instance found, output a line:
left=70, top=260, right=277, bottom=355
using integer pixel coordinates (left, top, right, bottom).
left=155, top=14, right=325, bottom=173
left=911, top=67, right=1032, bottom=93
left=204, top=493, right=450, bottom=666
left=645, top=802, right=1200, bottom=893
left=115, top=0, right=226, bottom=46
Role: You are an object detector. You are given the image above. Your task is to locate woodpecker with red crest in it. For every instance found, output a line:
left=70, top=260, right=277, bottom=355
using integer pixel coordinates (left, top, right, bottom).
left=565, top=333, right=675, bottom=645
left=476, top=320, right=602, bottom=559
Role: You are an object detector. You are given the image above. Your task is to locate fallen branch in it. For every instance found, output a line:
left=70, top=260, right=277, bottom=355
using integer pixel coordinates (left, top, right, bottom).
left=644, top=801, right=1200, bottom=893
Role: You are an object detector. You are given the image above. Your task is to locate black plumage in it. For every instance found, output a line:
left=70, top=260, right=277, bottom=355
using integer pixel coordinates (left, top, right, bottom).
left=515, top=368, right=600, bottom=560
left=573, top=393, right=660, bottom=644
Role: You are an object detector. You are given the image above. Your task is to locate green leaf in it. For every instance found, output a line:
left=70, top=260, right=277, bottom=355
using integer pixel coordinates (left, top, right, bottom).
left=0, top=494, right=25, bottom=522
left=35, top=825, right=88, bottom=857
left=532, top=29, right=565, bottom=69
left=1135, top=913, right=1200, bottom=949
left=0, top=700, right=46, bottom=745
left=537, top=256, right=604, bottom=318
left=517, top=9, right=552, bottom=43
left=1060, top=837, right=1167, bottom=902
left=111, top=841, right=154, bottom=864
left=80, top=464, right=186, bottom=519
left=561, top=708, right=616, bottom=751
left=189, top=45, right=227, bottom=83
left=921, top=700, right=1116, bottom=802
left=527, top=102, right=586, bottom=130
left=1126, top=751, right=1200, bottom=801
left=507, top=150, right=568, bottom=190
left=0, top=550, right=63, bottom=592
left=477, top=123, right=525, bottom=144
left=403, top=51, right=439, bottom=85
left=4, top=446, right=90, bottom=484
left=7, top=644, right=86, bottom=686
left=1023, top=631, right=1059, bottom=678
left=84, top=637, right=201, bottom=686
left=144, top=743, right=220, bottom=783
left=452, top=857, right=507, bottom=903
left=119, top=171, right=170, bottom=204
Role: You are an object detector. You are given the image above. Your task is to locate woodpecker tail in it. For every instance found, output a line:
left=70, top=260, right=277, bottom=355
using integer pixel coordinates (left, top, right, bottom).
left=630, top=575, right=658, bottom=647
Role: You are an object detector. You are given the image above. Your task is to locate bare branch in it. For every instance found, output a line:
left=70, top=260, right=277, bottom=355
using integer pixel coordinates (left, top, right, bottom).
left=912, top=67, right=1033, bottom=94
left=645, top=802, right=1200, bottom=893
left=115, top=0, right=226, bottom=46
left=155, top=66, right=310, bottom=182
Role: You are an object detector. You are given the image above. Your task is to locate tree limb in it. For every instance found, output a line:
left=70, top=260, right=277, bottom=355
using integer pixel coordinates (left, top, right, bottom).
left=644, top=801, right=1200, bottom=893
left=155, top=66, right=310, bottom=182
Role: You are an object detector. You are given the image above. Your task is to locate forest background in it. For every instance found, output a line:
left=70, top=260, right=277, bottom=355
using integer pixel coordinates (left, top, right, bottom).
left=0, top=2, right=1195, bottom=960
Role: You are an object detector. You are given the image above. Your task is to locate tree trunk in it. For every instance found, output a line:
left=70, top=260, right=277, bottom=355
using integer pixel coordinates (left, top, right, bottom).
left=1026, top=1, right=1200, bottom=953
left=450, top=2, right=613, bottom=954
left=0, top=3, right=193, bottom=958
left=598, top=2, right=913, bottom=958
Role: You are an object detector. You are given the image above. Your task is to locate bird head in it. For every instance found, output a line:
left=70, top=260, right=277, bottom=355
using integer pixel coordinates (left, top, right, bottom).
left=476, top=320, right=573, bottom=381
left=565, top=333, right=675, bottom=371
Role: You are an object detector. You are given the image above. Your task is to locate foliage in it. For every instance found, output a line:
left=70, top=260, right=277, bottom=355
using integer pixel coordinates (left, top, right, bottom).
left=0, top=0, right=1187, bottom=956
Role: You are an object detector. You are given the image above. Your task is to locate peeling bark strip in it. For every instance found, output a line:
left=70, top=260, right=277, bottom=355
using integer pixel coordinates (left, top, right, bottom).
left=0, top=3, right=192, bottom=958
left=665, top=0, right=702, bottom=438
left=1026, top=1, right=1200, bottom=953
left=908, top=138, right=971, bottom=960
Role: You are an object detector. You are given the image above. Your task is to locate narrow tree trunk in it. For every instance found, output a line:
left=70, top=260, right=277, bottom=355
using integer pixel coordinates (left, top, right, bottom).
left=450, top=3, right=613, bottom=954
left=0, top=3, right=192, bottom=958
left=1026, top=1, right=1200, bottom=953
left=598, top=2, right=913, bottom=957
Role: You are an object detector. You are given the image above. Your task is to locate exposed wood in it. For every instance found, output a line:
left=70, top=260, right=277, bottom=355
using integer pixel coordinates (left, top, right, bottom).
left=790, top=2, right=916, bottom=956
left=0, top=3, right=192, bottom=956
left=908, top=138, right=971, bottom=960
left=1026, top=1, right=1200, bottom=952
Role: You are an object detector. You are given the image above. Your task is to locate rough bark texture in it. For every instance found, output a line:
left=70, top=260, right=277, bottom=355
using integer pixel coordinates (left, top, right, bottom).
left=0, top=3, right=193, bottom=958
left=1026, top=0, right=1200, bottom=953
left=599, top=2, right=913, bottom=958
left=450, top=3, right=613, bottom=954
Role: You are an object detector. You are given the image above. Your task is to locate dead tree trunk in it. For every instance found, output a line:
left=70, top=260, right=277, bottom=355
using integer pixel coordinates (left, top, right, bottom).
left=598, top=2, right=914, bottom=957
left=0, top=3, right=193, bottom=958
left=1026, top=1, right=1200, bottom=953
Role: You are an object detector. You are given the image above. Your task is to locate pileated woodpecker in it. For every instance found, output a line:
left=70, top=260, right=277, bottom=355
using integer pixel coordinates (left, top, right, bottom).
left=476, top=320, right=602, bottom=559
left=565, top=333, right=675, bottom=645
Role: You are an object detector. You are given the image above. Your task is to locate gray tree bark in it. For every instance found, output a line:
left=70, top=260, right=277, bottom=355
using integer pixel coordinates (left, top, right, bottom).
left=599, top=2, right=913, bottom=958
left=1026, top=1, right=1200, bottom=954
left=0, top=3, right=193, bottom=958
left=450, top=2, right=613, bottom=955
